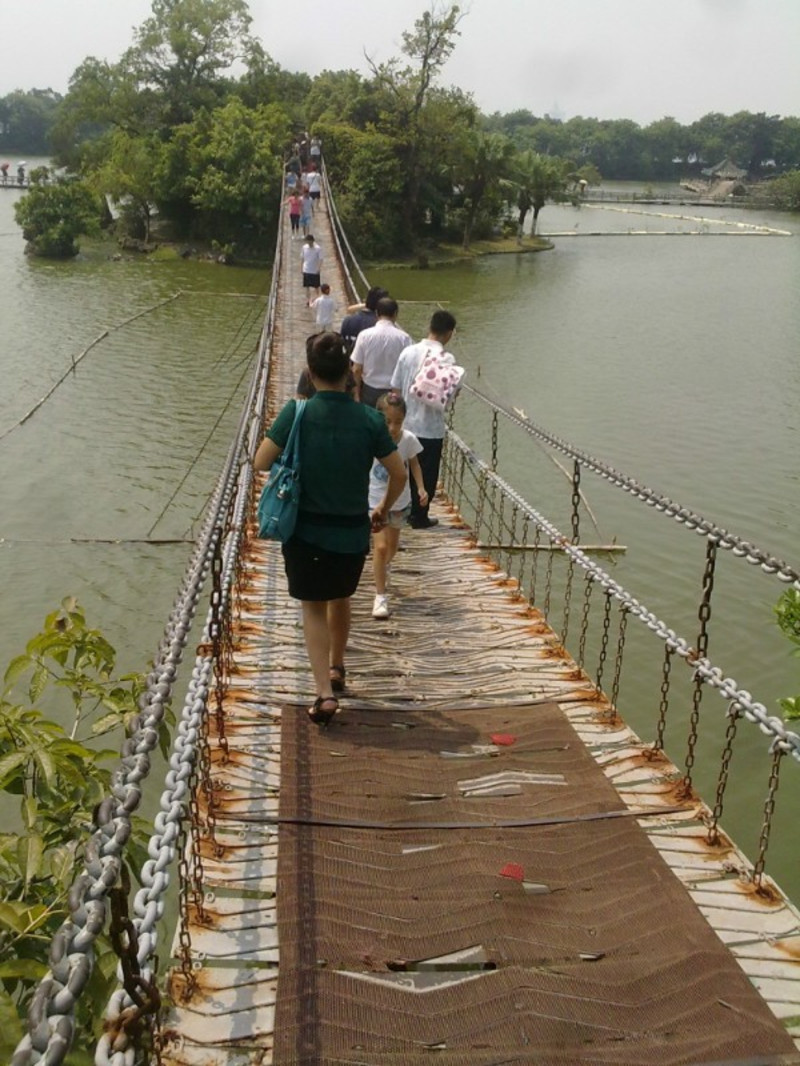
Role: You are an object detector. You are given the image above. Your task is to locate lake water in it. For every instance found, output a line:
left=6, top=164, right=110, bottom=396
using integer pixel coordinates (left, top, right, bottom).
left=1, top=174, right=798, bottom=897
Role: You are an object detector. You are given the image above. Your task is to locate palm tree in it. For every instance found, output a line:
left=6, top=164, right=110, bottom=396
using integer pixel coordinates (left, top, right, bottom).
left=454, top=130, right=514, bottom=249
left=508, top=149, right=569, bottom=238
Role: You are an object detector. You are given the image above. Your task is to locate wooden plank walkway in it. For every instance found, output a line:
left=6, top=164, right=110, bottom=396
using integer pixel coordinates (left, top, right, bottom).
left=161, top=190, right=800, bottom=1065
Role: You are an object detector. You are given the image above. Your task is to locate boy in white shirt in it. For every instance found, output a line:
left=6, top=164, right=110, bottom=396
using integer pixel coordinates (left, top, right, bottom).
left=368, top=394, right=427, bottom=618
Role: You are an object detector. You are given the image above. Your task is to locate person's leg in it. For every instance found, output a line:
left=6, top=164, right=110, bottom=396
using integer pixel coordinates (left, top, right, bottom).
left=327, top=597, right=351, bottom=671
left=384, top=525, right=401, bottom=569
left=409, top=437, right=443, bottom=526
left=372, top=528, right=390, bottom=594
left=301, top=600, right=335, bottom=700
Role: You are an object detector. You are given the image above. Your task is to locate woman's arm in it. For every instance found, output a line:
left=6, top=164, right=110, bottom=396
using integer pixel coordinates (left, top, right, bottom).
left=254, top=437, right=282, bottom=472
left=408, top=455, right=428, bottom=505
left=371, top=451, right=407, bottom=528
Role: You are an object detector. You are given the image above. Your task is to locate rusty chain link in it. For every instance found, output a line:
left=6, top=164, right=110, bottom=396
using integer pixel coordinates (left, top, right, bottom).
left=684, top=539, right=718, bottom=791
left=707, top=701, right=742, bottom=845
left=561, top=553, right=576, bottom=646
left=578, top=573, right=594, bottom=668
left=653, top=645, right=675, bottom=753
left=752, top=746, right=784, bottom=889
left=609, top=605, right=629, bottom=717
left=570, top=459, right=581, bottom=545
left=596, top=588, right=613, bottom=692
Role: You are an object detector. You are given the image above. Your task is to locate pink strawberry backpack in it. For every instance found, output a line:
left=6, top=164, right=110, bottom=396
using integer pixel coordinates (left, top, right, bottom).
left=409, top=347, right=465, bottom=409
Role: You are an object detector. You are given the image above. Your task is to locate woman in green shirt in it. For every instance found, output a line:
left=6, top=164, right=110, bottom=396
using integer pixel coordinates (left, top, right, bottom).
left=255, top=332, right=406, bottom=725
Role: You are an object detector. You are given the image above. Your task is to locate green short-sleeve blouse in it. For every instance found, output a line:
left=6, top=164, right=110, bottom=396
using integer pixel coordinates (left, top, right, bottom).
left=267, top=391, right=396, bottom=553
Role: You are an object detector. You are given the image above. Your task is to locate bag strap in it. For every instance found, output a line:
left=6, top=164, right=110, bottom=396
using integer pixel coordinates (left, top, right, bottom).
left=281, top=399, right=306, bottom=468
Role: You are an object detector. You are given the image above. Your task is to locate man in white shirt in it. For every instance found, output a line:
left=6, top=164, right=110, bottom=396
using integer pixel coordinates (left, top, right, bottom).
left=351, top=298, right=412, bottom=407
left=300, top=235, right=323, bottom=305
left=390, top=309, right=457, bottom=528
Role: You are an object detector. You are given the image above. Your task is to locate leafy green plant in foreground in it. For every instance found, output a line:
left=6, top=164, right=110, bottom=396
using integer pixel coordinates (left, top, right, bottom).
left=775, top=587, right=800, bottom=720
left=0, top=598, right=158, bottom=1062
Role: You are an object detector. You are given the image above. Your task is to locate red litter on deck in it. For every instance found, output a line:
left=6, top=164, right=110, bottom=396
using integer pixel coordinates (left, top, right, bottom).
left=490, top=733, right=517, bottom=746
left=499, top=863, right=524, bottom=881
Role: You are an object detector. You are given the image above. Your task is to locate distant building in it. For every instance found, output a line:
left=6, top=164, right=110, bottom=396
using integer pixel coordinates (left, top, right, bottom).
left=701, top=158, right=747, bottom=181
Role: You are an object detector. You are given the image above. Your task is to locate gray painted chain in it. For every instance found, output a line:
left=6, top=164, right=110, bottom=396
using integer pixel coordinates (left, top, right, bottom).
left=11, top=493, right=228, bottom=1066
left=13, top=220, right=280, bottom=1066
left=95, top=654, right=214, bottom=1066
left=462, top=383, right=800, bottom=590
left=449, top=431, right=800, bottom=765
left=92, top=209, right=275, bottom=1066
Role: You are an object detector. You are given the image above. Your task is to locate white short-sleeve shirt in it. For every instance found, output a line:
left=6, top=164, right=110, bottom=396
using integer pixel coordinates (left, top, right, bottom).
left=390, top=339, right=454, bottom=440
left=368, top=429, right=422, bottom=511
left=351, top=318, right=413, bottom=389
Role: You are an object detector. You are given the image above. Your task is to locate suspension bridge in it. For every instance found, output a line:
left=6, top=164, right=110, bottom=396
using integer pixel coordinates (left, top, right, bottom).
left=11, top=171, right=800, bottom=1066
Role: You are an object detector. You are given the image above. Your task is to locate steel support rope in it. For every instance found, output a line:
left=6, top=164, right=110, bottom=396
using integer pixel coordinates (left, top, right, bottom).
left=460, top=383, right=800, bottom=590
left=322, top=159, right=369, bottom=302
left=443, top=431, right=800, bottom=766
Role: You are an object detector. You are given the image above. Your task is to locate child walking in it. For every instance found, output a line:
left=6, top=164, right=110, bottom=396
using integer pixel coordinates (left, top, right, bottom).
left=368, top=393, right=427, bottom=619
left=310, top=283, right=336, bottom=329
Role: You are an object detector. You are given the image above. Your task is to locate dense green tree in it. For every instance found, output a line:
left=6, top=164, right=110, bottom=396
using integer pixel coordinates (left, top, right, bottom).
left=314, top=121, right=407, bottom=257
left=770, top=169, right=800, bottom=211
left=175, top=98, right=289, bottom=241
left=123, top=0, right=254, bottom=125
left=94, top=130, right=165, bottom=240
left=727, top=110, right=781, bottom=173
left=366, top=3, right=470, bottom=245
left=450, top=129, right=514, bottom=248
left=0, top=88, right=62, bottom=154
left=773, top=116, right=800, bottom=170
left=13, top=180, right=101, bottom=257
left=304, top=69, right=380, bottom=130
left=237, top=42, right=311, bottom=123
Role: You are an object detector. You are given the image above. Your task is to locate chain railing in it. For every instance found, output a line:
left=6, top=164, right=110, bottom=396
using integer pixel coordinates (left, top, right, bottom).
left=441, top=429, right=799, bottom=888
left=11, top=173, right=284, bottom=1066
left=93, top=219, right=283, bottom=1066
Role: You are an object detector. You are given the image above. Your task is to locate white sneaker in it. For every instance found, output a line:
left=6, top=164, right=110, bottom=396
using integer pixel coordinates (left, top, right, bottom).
left=372, top=594, right=390, bottom=619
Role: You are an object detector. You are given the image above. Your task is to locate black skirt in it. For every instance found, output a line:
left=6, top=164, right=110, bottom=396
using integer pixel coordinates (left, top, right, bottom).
left=282, top=536, right=367, bottom=601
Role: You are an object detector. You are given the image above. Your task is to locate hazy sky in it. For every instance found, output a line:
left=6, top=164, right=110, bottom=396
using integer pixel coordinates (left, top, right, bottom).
left=2, top=0, right=799, bottom=125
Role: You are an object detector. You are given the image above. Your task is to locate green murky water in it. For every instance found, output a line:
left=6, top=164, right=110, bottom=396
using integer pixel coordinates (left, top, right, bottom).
left=1, top=176, right=798, bottom=897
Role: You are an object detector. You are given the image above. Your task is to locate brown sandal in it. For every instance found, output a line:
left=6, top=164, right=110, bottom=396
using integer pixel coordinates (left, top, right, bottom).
left=308, top=695, right=338, bottom=727
left=329, top=665, right=346, bottom=693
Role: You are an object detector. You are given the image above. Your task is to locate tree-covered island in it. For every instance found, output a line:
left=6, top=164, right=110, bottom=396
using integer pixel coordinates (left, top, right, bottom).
left=2, top=0, right=799, bottom=260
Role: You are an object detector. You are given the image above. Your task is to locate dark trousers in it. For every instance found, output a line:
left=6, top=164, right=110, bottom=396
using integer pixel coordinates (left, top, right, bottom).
left=360, top=382, right=388, bottom=408
left=409, top=436, right=444, bottom=525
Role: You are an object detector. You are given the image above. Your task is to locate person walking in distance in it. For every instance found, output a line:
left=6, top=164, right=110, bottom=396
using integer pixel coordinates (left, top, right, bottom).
left=390, top=309, right=457, bottom=529
left=285, top=191, right=302, bottom=238
left=301, top=234, right=323, bottom=306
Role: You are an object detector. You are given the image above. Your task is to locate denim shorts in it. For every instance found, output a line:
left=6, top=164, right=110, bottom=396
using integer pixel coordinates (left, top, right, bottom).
left=385, top=504, right=412, bottom=529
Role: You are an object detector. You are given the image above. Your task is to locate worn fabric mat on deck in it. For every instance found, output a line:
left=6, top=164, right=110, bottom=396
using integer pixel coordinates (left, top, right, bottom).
left=272, top=701, right=797, bottom=1065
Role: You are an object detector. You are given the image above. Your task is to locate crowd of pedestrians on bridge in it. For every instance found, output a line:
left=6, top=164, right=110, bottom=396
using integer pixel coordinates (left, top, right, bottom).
left=255, top=152, right=461, bottom=727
